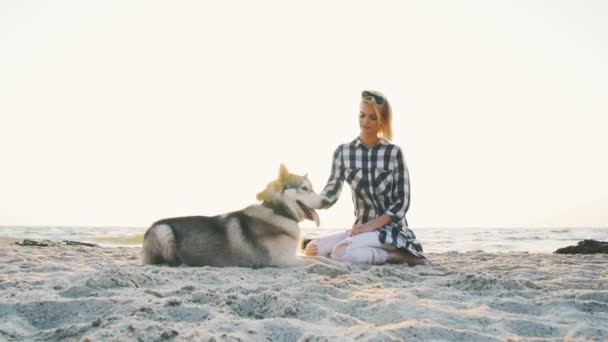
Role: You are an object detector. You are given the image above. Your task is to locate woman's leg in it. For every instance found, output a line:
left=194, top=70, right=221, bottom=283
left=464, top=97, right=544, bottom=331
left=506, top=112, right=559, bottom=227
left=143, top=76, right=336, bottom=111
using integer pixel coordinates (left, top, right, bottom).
left=307, top=231, right=431, bottom=266
left=329, top=232, right=389, bottom=265
left=304, top=231, right=349, bottom=257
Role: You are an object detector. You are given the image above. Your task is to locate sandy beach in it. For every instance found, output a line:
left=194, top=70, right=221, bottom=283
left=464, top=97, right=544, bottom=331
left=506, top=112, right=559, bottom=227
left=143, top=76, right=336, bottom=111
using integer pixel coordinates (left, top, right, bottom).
left=1, top=242, right=607, bottom=341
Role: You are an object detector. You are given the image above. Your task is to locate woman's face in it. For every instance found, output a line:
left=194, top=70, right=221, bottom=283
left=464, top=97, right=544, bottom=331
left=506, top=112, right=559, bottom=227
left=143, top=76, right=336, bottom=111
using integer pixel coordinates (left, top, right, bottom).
left=359, top=101, right=382, bottom=136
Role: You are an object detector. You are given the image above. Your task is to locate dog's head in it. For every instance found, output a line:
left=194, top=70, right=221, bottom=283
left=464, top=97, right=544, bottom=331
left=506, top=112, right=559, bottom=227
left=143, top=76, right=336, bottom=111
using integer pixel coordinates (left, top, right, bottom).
left=256, top=164, right=323, bottom=226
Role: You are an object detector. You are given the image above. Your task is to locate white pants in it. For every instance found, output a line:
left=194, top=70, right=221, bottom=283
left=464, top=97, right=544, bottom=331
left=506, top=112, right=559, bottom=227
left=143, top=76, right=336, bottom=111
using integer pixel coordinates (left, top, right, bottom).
left=308, top=231, right=393, bottom=265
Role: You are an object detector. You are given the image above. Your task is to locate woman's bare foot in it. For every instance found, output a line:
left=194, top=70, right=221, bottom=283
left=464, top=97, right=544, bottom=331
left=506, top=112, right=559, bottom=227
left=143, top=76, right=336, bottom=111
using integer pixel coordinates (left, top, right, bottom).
left=304, top=241, right=319, bottom=256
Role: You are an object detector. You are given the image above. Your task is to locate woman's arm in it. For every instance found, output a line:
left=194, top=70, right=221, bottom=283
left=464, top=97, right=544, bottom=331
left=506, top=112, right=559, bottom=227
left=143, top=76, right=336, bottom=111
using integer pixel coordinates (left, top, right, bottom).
left=320, top=146, right=344, bottom=208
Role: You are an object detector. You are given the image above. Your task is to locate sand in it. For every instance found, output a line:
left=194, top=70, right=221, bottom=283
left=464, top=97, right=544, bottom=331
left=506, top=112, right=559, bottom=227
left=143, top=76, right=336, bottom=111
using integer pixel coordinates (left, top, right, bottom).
left=1, top=242, right=607, bottom=341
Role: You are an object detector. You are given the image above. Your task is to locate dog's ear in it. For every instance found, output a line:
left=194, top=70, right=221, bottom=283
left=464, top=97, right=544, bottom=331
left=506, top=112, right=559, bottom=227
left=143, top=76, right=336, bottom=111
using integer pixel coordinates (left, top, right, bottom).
left=256, top=190, right=267, bottom=202
left=256, top=185, right=271, bottom=202
left=256, top=181, right=281, bottom=202
left=278, top=164, right=289, bottom=181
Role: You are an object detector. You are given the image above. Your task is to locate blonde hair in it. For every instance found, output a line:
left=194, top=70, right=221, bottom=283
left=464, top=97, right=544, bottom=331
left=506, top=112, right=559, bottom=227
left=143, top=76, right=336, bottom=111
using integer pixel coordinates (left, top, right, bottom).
left=361, top=90, right=392, bottom=140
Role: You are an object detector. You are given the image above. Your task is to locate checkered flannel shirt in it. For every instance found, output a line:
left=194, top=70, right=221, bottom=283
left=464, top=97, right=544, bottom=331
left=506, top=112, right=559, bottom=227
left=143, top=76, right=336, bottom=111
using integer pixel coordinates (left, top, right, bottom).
left=321, top=137, right=423, bottom=254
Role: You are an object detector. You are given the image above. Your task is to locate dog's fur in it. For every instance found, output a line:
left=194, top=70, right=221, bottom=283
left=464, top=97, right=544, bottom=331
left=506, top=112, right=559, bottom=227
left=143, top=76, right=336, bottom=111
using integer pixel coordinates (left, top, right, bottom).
left=142, top=165, right=325, bottom=267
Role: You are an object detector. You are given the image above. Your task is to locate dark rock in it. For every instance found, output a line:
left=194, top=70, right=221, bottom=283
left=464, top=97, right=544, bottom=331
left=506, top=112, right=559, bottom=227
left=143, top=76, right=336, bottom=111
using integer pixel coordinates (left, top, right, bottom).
left=15, top=239, right=50, bottom=247
left=14, top=240, right=98, bottom=248
left=554, top=239, right=608, bottom=254
left=62, top=240, right=98, bottom=247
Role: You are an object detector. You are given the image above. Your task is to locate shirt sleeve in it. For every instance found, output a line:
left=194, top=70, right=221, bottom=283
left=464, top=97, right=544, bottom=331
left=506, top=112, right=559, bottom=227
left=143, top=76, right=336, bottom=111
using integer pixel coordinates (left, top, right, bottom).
left=320, top=146, right=344, bottom=208
left=383, top=147, right=410, bottom=222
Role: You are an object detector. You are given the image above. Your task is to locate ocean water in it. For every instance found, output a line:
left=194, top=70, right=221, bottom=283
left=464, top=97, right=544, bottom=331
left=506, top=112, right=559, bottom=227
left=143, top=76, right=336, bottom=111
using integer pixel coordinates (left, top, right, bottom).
left=1, top=226, right=606, bottom=254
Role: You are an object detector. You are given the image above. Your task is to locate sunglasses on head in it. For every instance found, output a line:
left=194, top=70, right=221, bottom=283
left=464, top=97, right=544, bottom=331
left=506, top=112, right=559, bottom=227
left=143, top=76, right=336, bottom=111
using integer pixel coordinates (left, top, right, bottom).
left=361, top=91, right=385, bottom=105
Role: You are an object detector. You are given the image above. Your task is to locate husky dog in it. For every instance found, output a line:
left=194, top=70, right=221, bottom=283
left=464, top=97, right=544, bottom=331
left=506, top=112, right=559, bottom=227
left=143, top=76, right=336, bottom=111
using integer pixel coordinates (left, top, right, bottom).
left=142, top=164, right=324, bottom=267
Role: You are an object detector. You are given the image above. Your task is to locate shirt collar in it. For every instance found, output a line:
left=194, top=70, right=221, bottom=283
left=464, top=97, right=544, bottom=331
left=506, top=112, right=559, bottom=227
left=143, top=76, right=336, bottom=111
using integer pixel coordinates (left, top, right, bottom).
left=353, top=137, right=389, bottom=148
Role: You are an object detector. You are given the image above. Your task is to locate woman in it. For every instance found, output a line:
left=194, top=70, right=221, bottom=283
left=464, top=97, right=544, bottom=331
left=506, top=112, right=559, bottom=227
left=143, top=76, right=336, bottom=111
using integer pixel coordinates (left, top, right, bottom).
left=304, top=90, right=430, bottom=266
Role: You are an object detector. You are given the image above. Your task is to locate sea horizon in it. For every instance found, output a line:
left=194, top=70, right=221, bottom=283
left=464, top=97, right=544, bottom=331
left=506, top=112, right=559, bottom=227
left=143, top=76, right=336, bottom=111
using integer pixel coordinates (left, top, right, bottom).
left=1, top=225, right=606, bottom=254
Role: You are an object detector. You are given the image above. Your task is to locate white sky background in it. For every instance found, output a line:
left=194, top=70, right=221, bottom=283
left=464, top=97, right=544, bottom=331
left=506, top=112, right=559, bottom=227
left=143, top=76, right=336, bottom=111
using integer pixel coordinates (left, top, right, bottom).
left=1, top=0, right=607, bottom=229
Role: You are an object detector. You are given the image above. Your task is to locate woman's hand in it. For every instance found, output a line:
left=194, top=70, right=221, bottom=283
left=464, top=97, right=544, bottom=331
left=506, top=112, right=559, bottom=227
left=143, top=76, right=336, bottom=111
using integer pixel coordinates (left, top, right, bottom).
left=348, top=224, right=375, bottom=237
left=347, top=215, right=393, bottom=237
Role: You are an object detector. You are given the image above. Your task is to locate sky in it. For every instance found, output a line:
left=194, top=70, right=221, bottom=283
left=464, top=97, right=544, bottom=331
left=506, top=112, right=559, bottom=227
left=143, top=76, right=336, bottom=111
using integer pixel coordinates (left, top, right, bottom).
left=1, top=0, right=607, bottom=229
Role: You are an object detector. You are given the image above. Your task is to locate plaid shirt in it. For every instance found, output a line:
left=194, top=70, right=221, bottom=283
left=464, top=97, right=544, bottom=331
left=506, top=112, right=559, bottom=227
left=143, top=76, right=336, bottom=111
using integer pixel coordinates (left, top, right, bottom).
left=321, top=137, right=422, bottom=255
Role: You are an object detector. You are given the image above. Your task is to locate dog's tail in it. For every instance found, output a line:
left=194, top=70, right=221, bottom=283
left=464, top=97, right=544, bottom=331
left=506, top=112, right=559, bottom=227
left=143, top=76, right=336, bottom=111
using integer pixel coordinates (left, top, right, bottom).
left=142, top=223, right=178, bottom=266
